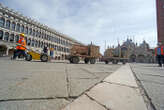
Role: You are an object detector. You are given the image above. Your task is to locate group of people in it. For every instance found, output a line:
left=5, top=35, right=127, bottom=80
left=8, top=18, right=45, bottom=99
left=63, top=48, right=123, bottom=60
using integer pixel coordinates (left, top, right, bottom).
left=155, top=42, right=164, bottom=67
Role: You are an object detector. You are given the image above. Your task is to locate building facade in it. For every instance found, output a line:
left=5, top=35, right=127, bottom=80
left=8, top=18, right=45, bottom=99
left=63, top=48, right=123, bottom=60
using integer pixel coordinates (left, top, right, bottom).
left=104, top=39, right=155, bottom=63
left=156, top=0, right=164, bottom=44
left=0, top=3, right=81, bottom=59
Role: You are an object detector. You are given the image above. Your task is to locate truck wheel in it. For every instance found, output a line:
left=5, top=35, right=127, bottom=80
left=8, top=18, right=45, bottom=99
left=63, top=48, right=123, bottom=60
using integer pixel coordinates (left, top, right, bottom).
left=69, top=57, right=73, bottom=63
left=112, top=60, right=118, bottom=64
left=105, top=61, right=109, bottom=64
left=25, top=54, right=32, bottom=61
left=40, top=54, right=48, bottom=62
left=90, top=58, right=96, bottom=64
left=84, top=58, right=89, bottom=64
left=72, top=57, right=80, bottom=64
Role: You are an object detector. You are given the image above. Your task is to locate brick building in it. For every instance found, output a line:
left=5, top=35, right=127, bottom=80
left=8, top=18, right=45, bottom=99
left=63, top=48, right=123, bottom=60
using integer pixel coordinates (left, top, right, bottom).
left=156, top=0, right=164, bottom=44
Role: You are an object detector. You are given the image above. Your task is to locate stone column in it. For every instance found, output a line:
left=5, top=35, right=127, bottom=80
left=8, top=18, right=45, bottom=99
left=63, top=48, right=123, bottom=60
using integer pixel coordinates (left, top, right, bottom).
left=6, top=47, right=9, bottom=56
left=2, top=30, right=5, bottom=41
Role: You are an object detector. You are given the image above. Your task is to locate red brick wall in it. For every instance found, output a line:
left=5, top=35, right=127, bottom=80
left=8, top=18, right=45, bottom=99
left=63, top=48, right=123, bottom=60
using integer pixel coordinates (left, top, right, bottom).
left=156, top=0, right=164, bottom=44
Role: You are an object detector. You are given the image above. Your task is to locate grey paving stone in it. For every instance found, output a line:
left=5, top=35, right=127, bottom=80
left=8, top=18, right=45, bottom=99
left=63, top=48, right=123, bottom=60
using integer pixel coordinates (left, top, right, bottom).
left=62, top=95, right=107, bottom=110
left=104, top=64, right=138, bottom=87
left=87, top=82, right=147, bottom=110
left=0, top=99, right=69, bottom=110
left=69, top=78, right=99, bottom=97
left=1, top=71, right=68, bottom=100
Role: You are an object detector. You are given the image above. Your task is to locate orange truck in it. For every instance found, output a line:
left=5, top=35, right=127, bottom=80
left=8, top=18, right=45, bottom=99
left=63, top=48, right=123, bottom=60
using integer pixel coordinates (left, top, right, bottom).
left=67, top=44, right=100, bottom=64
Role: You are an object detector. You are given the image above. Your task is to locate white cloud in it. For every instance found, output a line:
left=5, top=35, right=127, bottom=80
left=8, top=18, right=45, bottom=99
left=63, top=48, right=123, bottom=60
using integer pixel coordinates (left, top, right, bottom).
left=1, top=0, right=157, bottom=53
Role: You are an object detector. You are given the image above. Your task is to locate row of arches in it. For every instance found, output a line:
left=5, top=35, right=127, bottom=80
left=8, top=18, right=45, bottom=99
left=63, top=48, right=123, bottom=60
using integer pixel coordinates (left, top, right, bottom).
left=0, top=30, right=70, bottom=53
left=0, top=30, right=19, bottom=42
left=0, top=17, right=71, bottom=46
left=0, top=44, right=68, bottom=59
left=129, top=54, right=154, bottom=63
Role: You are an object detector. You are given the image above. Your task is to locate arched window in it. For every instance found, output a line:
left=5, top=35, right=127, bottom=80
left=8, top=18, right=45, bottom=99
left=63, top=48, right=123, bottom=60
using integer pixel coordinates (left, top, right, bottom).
left=29, top=28, right=32, bottom=35
left=66, top=41, right=68, bottom=46
left=39, top=32, right=42, bottom=38
left=41, top=33, right=44, bottom=39
left=47, top=35, right=49, bottom=40
left=27, top=38, right=31, bottom=46
left=20, top=25, right=24, bottom=33
left=16, top=24, right=20, bottom=32
left=31, top=39, right=35, bottom=47
left=25, top=27, right=28, bottom=34
left=15, top=35, right=19, bottom=43
left=35, top=40, right=38, bottom=47
left=38, top=41, right=41, bottom=48
left=58, top=46, right=60, bottom=51
left=33, top=30, right=35, bottom=36
left=43, top=42, right=45, bottom=47
left=57, top=38, right=60, bottom=44
left=54, top=45, right=57, bottom=50
left=48, top=43, right=50, bottom=48
left=40, top=42, right=44, bottom=48
left=0, top=30, right=3, bottom=40
left=10, top=34, right=14, bottom=42
left=6, top=20, right=10, bottom=29
left=0, top=17, right=5, bottom=27
left=36, top=31, right=38, bottom=37
left=51, top=44, right=53, bottom=48
left=44, top=34, right=46, bottom=40
left=4, top=32, right=9, bottom=41
left=12, top=22, right=16, bottom=31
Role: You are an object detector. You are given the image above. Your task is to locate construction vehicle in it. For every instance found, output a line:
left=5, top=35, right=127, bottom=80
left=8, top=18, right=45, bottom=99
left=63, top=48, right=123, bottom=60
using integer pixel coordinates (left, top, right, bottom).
left=25, top=49, right=50, bottom=62
left=67, top=44, right=100, bottom=64
left=11, top=44, right=50, bottom=62
left=102, top=46, right=129, bottom=64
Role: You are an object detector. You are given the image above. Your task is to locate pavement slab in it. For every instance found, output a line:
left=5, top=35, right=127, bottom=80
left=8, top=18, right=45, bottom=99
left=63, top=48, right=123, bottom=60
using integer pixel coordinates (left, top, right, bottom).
left=1, top=71, right=68, bottom=100
left=104, top=64, right=138, bottom=87
left=69, top=78, right=99, bottom=97
left=68, top=64, right=121, bottom=97
left=0, top=99, right=69, bottom=110
left=62, top=95, right=107, bottom=110
left=87, top=82, right=147, bottom=110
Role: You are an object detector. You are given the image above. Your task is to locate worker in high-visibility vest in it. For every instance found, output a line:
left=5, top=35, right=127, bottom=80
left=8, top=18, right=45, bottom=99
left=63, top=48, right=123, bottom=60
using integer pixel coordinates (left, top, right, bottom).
left=155, top=42, right=164, bottom=67
left=13, top=33, right=26, bottom=59
left=161, top=44, right=164, bottom=66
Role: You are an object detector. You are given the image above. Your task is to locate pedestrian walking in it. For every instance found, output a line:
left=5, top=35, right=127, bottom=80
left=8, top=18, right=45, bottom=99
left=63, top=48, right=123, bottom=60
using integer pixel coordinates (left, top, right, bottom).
left=155, top=42, right=163, bottom=67
left=50, top=48, right=54, bottom=58
left=43, top=45, right=48, bottom=54
left=161, top=44, right=164, bottom=66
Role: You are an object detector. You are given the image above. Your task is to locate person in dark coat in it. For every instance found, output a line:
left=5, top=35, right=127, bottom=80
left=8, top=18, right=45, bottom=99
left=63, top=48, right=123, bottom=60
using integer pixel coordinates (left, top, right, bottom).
left=43, top=45, right=48, bottom=54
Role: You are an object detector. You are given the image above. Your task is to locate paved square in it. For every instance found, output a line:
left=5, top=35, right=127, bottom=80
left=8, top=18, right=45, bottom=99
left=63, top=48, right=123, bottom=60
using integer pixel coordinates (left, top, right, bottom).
left=0, top=59, right=121, bottom=110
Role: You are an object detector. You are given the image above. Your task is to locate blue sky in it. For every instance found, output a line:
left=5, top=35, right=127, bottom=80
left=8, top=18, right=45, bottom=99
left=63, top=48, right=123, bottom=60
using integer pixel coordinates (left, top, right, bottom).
left=0, top=0, right=157, bottom=53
